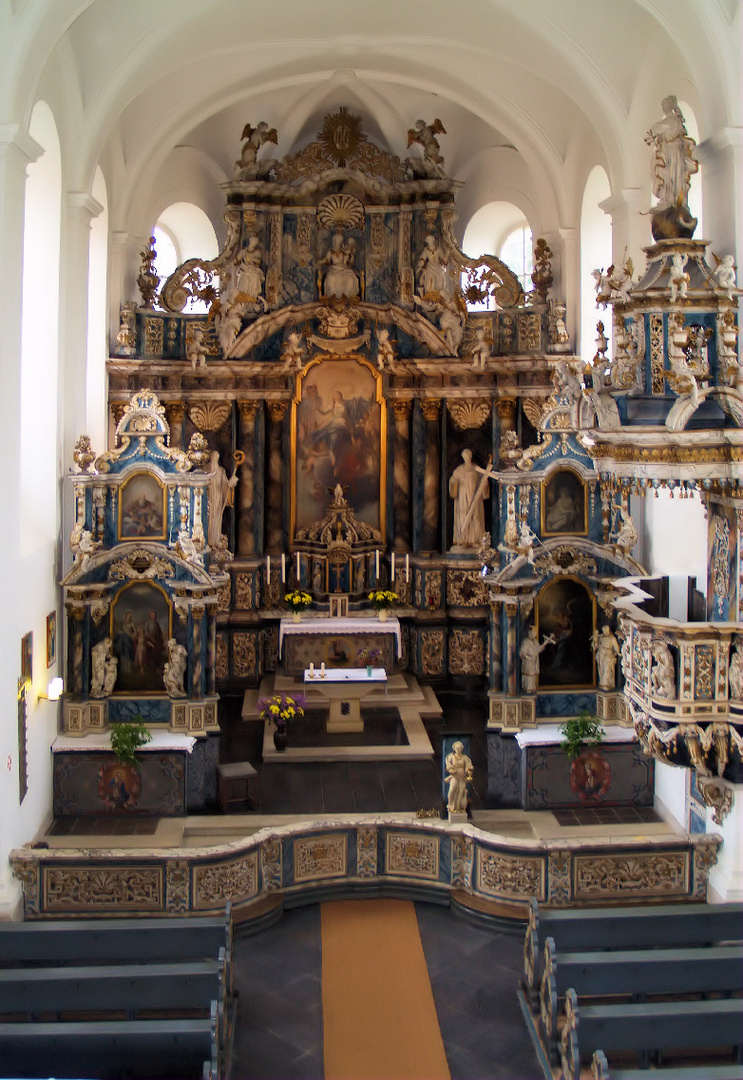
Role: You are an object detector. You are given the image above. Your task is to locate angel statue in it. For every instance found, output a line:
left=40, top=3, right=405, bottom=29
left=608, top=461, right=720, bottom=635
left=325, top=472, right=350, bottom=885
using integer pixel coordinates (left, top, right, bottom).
left=234, top=120, right=278, bottom=177
left=406, top=118, right=447, bottom=174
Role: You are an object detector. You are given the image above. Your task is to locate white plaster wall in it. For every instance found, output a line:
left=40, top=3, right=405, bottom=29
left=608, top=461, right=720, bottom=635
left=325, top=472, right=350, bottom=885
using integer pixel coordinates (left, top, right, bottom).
left=707, top=794, right=743, bottom=902
left=643, top=490, right=708, bottom=597
left=653, top=761, right=689, bottom=831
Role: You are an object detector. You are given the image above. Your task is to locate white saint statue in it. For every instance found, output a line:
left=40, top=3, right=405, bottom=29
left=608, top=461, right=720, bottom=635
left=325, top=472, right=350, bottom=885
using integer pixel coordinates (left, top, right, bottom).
left=444, top=741, right=473, bottom=814
left=207, top=450, right=239, bottom=548
left=449, top=449, right=490, bottom=548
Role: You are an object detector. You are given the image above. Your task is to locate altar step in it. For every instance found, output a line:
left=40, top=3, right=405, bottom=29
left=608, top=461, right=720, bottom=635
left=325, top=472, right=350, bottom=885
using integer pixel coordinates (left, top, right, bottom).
left=242, top=674, right=441, bottom=764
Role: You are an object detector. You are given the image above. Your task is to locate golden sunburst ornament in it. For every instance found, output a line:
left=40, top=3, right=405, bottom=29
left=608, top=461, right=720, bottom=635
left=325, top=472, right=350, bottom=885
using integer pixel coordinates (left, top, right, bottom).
left=318, top=107, right=365, bottom=167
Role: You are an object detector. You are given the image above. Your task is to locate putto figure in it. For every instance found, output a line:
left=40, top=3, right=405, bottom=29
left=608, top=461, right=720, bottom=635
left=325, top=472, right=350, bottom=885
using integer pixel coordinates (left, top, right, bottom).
left=407, top=118, right=447, bottom=170
left=234, top=120, right=278, bottom=177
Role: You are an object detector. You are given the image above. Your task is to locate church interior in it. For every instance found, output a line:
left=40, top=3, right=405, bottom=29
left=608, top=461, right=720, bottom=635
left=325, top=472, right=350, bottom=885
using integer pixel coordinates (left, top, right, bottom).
left=1, top=2, right=742, bottom=1077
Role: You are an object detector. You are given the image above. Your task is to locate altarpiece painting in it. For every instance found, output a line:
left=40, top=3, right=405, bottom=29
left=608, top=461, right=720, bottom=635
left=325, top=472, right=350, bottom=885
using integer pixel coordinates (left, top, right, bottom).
left=292, top=358, right=384, bottom=536
left=110, top=582, right=171, bottom=694
left=542, top=468, right=587, bottom=536
left=119, top=472, right=166, bottom=540
left=536, top=577, right=595, bottom=689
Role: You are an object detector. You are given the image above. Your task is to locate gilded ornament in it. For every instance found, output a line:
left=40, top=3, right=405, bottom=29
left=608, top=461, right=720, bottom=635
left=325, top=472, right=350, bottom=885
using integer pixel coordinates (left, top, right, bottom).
left=316, top=193, right=365, bottom=232
left=447, top=398, right=491, bottom=431
left=187, top=401, right=232, bottom=432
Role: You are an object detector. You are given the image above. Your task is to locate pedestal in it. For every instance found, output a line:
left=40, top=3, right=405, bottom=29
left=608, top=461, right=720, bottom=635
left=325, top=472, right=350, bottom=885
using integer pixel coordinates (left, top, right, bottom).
left=305, top=666, right=387, bottom=734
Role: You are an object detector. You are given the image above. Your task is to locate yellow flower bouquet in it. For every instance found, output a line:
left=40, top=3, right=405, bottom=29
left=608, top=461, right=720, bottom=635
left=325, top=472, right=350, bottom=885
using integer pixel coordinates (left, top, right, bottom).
left=368, top=589, right=399, bottom=611
left=284, top=589, right=313, bottom=612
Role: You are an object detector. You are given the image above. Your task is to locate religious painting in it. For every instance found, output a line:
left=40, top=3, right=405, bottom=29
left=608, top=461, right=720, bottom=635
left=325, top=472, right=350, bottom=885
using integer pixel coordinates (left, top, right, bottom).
left=21, top=632, right=32, bottom=684
left=541, top=468, right=587, bottom=536
left=292, top=358, right=385, bottom=536
left=110, top=582, right=171, bottom=693
left=119, top=471, right=166, bottom=540
left=46, top=611, right=56, bottom=668
left=536, top=577, right=595, bottom=689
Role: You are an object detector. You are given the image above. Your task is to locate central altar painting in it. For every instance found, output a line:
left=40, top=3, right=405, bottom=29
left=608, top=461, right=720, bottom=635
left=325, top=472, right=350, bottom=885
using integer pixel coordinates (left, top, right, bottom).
left=293, top=358, right=384, bottom=535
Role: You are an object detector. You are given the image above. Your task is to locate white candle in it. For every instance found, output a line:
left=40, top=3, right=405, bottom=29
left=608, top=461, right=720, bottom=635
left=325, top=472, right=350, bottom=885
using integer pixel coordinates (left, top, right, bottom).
left=405, top=553, right=410, bottom=582
left=296, top=551, right=300, bottom=578
left=266, top=554, right=271, bottom=581
left=375, top=550, right=380, bottom=577
left=281, top=553, right=286, bottom=582
left=321, top=662, right=325, bottom=673
left=391, top=553, right=395, bottom=581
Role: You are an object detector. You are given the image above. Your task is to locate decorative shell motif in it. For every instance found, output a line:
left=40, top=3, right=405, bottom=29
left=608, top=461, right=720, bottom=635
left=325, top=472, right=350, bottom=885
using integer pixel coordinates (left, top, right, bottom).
left=188, top=402, right=232, bottom=432
left=447, top=398, right=491, bottom=431
left=316, top=193, right=365, bottom=232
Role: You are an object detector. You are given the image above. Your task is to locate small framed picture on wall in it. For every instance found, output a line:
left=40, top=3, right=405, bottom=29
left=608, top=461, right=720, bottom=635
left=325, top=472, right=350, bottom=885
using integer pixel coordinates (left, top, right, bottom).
left=21, top=632, right=33, bottom=684
left=46, top=611, right=57, bottom=668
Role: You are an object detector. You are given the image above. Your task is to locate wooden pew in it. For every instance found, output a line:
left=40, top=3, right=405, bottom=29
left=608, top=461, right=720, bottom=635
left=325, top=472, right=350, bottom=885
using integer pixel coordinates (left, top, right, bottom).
left=523, top=897, right=743, bottom=1004
left=0, top=1002, right=221, bottom=1079
left=560, top=988, right=743, bottom=1080
left=0, top=905, right=233, bottom=996
left=539, top=938, right=743, bottom=1047
left=0, top=953, right=226, bottom=1022
left=591, top=1049, right=743, bottom=1080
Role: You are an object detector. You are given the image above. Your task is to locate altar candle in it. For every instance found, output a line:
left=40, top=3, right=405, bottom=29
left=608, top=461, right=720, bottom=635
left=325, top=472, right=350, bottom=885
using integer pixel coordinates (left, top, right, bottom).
left=375, top=550, right=380, bottom=578
left=405, top=553, right=410, bottom=582
left=391, top=552, right=395, bottom=581
left=281, top=553, right=286, bottom=582
left=266, top=554, right=271, bottom=581
left=296, top=551, right=300, bottom=579
left=321, top=662, right=325, bottom=673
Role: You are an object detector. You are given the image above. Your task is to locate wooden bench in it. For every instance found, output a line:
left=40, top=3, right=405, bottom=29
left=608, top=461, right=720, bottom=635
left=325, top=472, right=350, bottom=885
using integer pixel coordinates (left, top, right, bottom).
left=523, top=897, right=743, bottom=1003
left=217, top=760, right=258, bottom=812
left=560, top=989, right=743, bottom=1080
left=0, top=953, right=226, bottom=1022
left=591, top=1050, right=743, bottom=1080
left=0, top=1003, right=220, bottom=1079
left=0, top=906, right=233, bottom=995
left=539, top=939, right=743, bottom=1047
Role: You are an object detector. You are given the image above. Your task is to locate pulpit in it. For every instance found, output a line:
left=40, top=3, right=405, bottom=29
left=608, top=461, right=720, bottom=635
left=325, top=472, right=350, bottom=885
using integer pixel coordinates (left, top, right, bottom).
left=305, top=667, right=387, bottom=733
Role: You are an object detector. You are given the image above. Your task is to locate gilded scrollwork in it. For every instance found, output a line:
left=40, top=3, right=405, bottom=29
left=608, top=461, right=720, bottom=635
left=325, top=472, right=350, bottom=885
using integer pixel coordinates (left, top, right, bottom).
left=262, top=840, right=282, bottom=891
left=451, top=835, right=473, bottom=889
left=235, top=573, right=253, bottom=609
left=547, top=849, right=572, bottom=905
left=294, top=835, right=347, bottom=881
left=232, top=632, right=257, bottom=678
left=216, top=633, right=229, bottom=680
left=386, top=833, right=439, bottom=879
left=573, top=851, right=688, bottom=900
left=166, top=858, right=190, bottom=913
left=477, top=849, right=545, bottom=900
left=446, top=398, right=491, bottom=431
left=193, top=853, right=259, bottom=908
left=446, top=570, right=488, bottom=608
left=44, top=866, right=164, bottom=911
left=421, top=629, right=445, bottom=675
left=356, top=826, right=378, bottom=877
left=448, top=629, right=485, bottom=675
left=187, top=402, right=232, bottom=432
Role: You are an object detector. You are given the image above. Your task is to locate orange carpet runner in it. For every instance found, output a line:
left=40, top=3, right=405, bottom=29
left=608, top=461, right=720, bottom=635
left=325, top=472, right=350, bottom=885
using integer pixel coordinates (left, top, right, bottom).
left=321, top=899, right=451, bottom=1080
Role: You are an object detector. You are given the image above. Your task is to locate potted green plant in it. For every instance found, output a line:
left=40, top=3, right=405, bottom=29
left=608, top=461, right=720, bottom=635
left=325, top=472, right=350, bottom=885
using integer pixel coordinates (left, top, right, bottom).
left=284, top=589, right=313, bottom=623
left=368, top=589, right=399, bottom=622
left=258, top=692, right=305, bottom=751
left=109, top=718, right=152, bottom=768
left=559, top=711, right=610, bottom=803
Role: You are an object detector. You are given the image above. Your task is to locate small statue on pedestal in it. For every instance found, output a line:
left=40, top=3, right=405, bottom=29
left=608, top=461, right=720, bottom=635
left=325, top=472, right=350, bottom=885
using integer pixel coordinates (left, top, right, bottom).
left=444, top=741, right=473, bottom=816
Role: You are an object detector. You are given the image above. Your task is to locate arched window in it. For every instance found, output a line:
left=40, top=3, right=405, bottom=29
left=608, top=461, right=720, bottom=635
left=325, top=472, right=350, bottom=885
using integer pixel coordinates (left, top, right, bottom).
left=580, top=165, right=612, bottom=361
left=154, top=203, right=218, bottom=314
left=20, top=101, right=61, bottom=554
left=462, top=201, right=532, bottom=309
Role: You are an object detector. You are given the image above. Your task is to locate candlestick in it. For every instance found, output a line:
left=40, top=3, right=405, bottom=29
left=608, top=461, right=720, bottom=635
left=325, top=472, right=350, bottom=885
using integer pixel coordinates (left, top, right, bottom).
left=375, top=550, right=380, bottom=578
left=391, top=553, right=395, bottom=581
left=281, top=553, right=286, bottom=582
left=405, top=553, right=410, bottom=583
left=266, top=554, right=271, bottom=581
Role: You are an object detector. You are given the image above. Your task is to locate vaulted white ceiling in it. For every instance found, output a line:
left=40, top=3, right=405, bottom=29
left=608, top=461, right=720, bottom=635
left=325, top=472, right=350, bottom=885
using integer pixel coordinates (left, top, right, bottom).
left=1, top=0, right=739, bottom=242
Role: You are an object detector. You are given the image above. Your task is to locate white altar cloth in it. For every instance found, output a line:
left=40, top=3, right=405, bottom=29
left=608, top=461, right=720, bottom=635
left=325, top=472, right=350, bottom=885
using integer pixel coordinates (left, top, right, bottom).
left=515, top=724, right=635, bottom=749
left=52, top=731, right=197, bottom=753
left=279, top=615, right=401, bottom=657
left=304, top=666, right=388, bottom=732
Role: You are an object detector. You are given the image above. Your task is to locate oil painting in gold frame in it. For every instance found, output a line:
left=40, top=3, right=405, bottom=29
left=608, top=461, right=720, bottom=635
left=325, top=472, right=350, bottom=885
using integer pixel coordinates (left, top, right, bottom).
left=119, top=471, right=167, bottom=541
left=541, top=467, right=588, bottom=537
left=535, top=576, right=596, bottom=690
left=291, top=357, right=386, bottom=539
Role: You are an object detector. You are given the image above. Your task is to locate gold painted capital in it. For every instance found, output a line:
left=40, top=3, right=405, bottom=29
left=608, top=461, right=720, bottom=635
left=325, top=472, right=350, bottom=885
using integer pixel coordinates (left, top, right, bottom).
left=111, top=403, right=127, bottom=426
left=391, top=400, right=412, bottom=422
left=165, top=402, right=186, bottom=424
left=267, top=401, right=288, bottom=422
left=496, top=398, right=517, bottom=427
left=420, top=399, right=441, bottom=422
left=238, top=400, right=259, bottom=424
left=192, top=607, right=206, bottom=622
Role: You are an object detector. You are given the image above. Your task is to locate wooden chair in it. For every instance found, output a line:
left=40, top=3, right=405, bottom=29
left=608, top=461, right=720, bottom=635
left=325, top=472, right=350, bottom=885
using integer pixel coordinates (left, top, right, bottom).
left=217, top=761, right=258, bottom=813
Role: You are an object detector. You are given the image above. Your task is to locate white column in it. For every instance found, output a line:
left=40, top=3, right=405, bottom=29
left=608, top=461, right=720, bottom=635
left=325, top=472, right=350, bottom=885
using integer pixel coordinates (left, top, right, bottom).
left=542, top=227, right=578, bottom=345
left=0, top=124, right=43, bottom=919
left=697, top=126, right=743, bottom=263
left=61, top=193, right=103, bottom=447
left=599, top=188, right=652, bottom=275
left=707, top=788, right=743, bottom=902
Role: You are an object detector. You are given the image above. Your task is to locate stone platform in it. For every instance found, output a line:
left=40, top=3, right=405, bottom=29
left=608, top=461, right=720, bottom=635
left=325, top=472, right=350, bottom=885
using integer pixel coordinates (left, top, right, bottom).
left=242, top=673, right=441, bottom=763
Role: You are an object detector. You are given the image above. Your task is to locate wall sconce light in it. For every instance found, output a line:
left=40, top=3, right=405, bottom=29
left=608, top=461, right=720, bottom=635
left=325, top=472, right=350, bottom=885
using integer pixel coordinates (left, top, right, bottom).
left=38, top=677, right=64, bottom=702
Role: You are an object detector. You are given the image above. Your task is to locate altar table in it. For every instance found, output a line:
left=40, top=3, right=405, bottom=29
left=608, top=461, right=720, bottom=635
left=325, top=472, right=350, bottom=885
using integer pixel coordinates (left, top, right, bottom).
left=280, top=616, right=401, bottom=677
left=304, top=666, right=387, bottom=733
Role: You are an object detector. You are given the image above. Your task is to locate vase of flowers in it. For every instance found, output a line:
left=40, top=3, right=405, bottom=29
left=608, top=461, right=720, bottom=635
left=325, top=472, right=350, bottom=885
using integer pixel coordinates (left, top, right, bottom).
left=284, top=589, right=312, bottom=623
left=368, top=589, right=398, bottom=622
left=357, top=646, right=383, bottom=676
left=258, top=691, right=305, bottom=751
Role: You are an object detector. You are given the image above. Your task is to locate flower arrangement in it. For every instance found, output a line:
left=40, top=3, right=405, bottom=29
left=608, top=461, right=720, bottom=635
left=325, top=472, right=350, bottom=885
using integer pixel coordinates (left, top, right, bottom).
left=357, top=646, right=383, bottom=667
left=368, top=589, right=399, bottom=611
left=258, top=692, right=306, bottom=734
left=284, top=589, right=313, bottom=612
